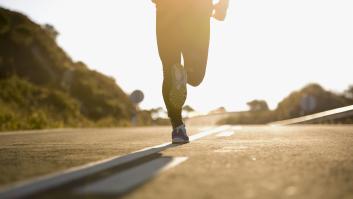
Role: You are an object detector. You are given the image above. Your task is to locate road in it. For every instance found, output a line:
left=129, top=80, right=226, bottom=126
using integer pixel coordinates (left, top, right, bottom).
left=1, top=125, right=353, bottom=199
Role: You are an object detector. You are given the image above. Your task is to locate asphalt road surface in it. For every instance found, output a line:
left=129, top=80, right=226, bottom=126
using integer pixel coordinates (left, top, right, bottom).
left=1, top=125, right=353, bottom=199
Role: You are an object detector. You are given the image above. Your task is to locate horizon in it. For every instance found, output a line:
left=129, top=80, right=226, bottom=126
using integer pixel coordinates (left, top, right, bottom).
left=0, top=0, right=352, bottom=113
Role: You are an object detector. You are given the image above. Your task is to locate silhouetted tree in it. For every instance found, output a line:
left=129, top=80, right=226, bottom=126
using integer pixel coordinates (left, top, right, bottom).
left=43, top=24, right=59, bottom=40
left=344, top=85, right=353, bottom=100
left=183, top=105, right=195, bottom=112
left=209, top=106, right=226, bottom=114
left=247, top=100, right=269, bottom=112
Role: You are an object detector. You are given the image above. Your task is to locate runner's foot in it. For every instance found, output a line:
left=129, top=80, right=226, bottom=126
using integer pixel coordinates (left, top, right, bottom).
left=169, top=63, right=187, bottom=109
left=172, top=124, right=189, bottom=144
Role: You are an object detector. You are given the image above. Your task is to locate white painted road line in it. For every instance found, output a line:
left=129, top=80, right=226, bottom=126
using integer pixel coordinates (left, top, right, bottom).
left=216, top=131, right=234, bottom=137
left=0, top=125, right=230, bottom=198
left=216, top=126, right=241, bottom=137
left=189, top=125, right=230, bottom=141
left=231, top=126, right=243, bottom=130
left=77, top=157, right=188, bottom=194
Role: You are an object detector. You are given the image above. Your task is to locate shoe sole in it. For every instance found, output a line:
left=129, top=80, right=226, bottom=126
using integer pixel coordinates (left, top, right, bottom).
left=172, top=138, right=189, bottom=144
left=169, top=64, right=187, bottom=108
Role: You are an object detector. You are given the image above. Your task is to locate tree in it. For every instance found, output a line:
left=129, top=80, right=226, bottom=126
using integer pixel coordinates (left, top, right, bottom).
left=209, top=107, right=226, bottom=114
left=150, top=107, right=167, bottom=120
left=344, top=85, right=353, bottom=100
left=43, top=24, right=59, bottom=40
left=182, top=105, right=196, bottom=118
left=247, top=100, right=269, bottom=112
left=183, top=105, right=195, bottom=112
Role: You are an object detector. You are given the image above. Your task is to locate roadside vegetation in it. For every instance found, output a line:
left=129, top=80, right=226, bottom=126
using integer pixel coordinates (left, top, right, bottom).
left=219, top=84, right=353, bottom=125
left=0, top=7, right=161, bottom=131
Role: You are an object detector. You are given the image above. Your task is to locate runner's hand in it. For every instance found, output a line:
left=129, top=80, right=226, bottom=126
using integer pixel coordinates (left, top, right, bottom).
left=213, top=0, right=229, bottom=21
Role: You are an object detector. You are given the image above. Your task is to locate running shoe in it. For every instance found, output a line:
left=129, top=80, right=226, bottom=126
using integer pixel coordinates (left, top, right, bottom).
left=169, top=63, right=187, bottom=109
left=172, top=124, right=189, bottom=144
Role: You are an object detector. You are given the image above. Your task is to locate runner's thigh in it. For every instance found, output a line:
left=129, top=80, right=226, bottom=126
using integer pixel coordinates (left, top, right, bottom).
left=156, top=0, right=183, bottom=70
left=181, top=0, right=212, bottom=86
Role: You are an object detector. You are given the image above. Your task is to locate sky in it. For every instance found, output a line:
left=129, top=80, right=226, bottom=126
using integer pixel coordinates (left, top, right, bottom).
left=0, top=0, right=352, bottom=113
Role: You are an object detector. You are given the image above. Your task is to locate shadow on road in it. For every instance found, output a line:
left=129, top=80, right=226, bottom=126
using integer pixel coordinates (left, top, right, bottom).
left=26, top=143, right=187, bottom=199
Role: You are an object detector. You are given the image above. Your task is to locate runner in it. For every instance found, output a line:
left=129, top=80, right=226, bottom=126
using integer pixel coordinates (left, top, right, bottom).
left=153, top=0, right=229, bottom=143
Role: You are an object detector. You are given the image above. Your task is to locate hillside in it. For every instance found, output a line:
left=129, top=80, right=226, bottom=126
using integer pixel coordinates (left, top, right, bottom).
left=220, top=83, right=353, bottom=125
left=274, top=84, right=351, bottom=120
left=0, top=7, right=136, bottom=131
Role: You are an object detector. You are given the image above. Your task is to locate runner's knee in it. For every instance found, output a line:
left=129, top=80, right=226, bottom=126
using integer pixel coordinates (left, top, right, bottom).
left=187, top=73, right=204, bottom=87
left=185, top=61, right=207, bottom=87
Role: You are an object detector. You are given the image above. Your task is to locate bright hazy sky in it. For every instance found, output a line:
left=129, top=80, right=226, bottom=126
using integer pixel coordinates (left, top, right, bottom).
left=1, top=0, right=352, bottom=113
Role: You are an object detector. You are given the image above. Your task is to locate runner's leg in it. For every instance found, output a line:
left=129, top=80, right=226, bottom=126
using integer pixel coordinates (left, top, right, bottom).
left=181, top=0, right=212, bottom=87
left=156, top=2, right=184, bottom=128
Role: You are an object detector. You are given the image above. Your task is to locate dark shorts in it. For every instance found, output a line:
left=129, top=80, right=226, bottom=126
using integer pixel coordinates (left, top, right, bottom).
left=156, top=0, right=213, bottom=86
